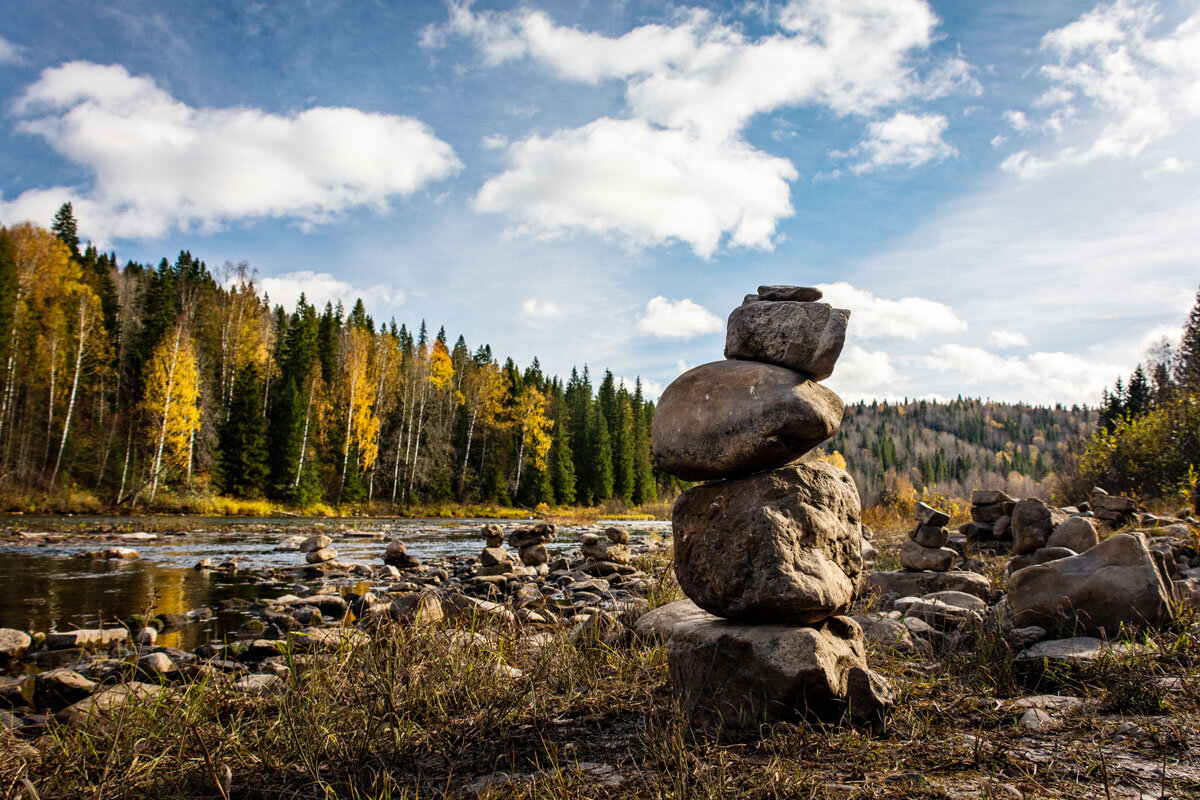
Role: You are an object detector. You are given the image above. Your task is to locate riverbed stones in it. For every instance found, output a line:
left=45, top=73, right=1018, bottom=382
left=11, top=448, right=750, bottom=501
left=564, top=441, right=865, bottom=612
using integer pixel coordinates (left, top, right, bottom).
left=45, top=628, right=129, bottom=650
left=724, top=300, right=850, bottom=382
left=299, top=534, right=332, bottom=553
left=651, top=360, right=844, bottom=481
left=480, top=546, right=510, bottom=568
left=33, top=669, right=96, bottom=711
left=482, top=524, right=505, bottom=547
left=384, top=540, right=420, bottom=569
left=899, top=502, right=956, bottom=572
left=911, top=524, right=949, bottom=549
left=606, top=526, right=631, bottom=544
left=672, top=461, right=862, bottom=623
left=518, top=543, right=549, bottom=566
left=580, top=533, right=632, bottom=565
left=866, top=569, right=990, bottom=600
left=305, top=546, right=338, bottom=564
left=899, top=539, right=956, bottom=572
left=0, top=629, right=31, bottom=660
left=1008, top=533, right=1174, bottom=636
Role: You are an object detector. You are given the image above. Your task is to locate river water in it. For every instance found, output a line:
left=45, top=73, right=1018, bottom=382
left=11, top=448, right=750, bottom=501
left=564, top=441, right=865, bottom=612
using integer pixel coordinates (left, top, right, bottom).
left=0, top=516, right=670, bottom=653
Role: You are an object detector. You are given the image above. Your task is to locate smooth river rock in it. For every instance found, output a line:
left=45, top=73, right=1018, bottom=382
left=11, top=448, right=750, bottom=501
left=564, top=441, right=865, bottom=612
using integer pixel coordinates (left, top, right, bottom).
left=1009, top=533, right=1174, bottom=636
left=899, top=539, right=956, bottom=572
left=651, top=360, right=844, bottom=481
left=667, top=615, right=891, bottom=726
left=1012, top=498, right=1068, bottom=555
left=0, top=629, right=31, bottom=660
left=1045, top=516, right=1099, bottom=554
left=724, top=301, right=850, bottom=382
left=866, top=569, right=990, bottom=600
left=672, top=461, right=862, bottom=623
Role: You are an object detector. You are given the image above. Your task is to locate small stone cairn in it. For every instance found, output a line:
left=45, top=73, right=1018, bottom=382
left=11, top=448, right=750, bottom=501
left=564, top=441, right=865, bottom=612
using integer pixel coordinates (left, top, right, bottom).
left=647, top=284, right=892, bottom=726
left=478, top=522, right=556, bottom=576
left=899, top=502, right=957, bottom=572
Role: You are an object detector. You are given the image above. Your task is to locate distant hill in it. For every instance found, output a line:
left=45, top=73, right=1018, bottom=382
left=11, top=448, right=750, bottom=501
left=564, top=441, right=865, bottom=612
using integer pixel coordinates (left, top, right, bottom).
left=815, top=398, right=1096, bottom=505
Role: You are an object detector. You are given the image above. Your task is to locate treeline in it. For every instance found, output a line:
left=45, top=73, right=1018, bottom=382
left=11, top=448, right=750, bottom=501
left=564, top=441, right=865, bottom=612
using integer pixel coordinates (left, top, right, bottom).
left=0, top=205, right=669, bottom=510
left=1082, top=285, right=1200, bottom=507
left=815, top=397, right=1095, bottom=505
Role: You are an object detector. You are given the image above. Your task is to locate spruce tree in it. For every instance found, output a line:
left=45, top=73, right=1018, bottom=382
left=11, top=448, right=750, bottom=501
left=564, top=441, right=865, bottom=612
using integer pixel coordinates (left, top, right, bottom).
left=1178, top=285, right=1200, bottom=390
left=51, top=202, right=81, bottom=259
left=1126, top=365, right=1151, bottom=417
left=631, top=381, right=657, bottom=505
left=216, top=362, right=269, bottom=497
left=588, top=409, right=614, bottom=502
left=548, top=389, right=576, bottom=505
left=612, top=390, right=635, bottom=500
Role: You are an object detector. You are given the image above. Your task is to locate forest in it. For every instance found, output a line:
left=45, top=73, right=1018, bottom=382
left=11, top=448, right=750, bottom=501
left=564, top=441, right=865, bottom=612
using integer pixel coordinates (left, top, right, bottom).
left=2, top=203, right=1194, bottom=515
left=0, top=205, right=664, bottom=512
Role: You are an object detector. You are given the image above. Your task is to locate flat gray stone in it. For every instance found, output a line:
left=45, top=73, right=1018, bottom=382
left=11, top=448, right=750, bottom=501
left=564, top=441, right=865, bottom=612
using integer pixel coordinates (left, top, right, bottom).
left=724, top=301, right=849, bottom=382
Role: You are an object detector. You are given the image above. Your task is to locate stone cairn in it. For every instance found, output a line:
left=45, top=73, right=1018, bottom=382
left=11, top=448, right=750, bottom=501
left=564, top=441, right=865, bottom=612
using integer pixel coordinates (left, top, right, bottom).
left=478, top=522, right=556, bottom=576
left=648, top=284, right=892, bottom=726
left=899, top=501, right=957, bottom=572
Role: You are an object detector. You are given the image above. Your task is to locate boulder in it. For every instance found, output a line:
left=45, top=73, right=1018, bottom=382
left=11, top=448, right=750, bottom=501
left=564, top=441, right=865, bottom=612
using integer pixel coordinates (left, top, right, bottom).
left=383, top=540, right=420, bottom=568
left=667, top=615, right=890, bottom=725
left=1092, top=493, right=1136, bottom=514
left=518, top=543, right=549, bottom=566
left=606, top=526, right=631, bottom=544
left=0, top=629, right=31, bottom=660
left=672, top=461, right=862, bottom=623
left=915, top=502, right=950, bottom=527
left=972, top=502, right=1012, bottom=525
left=33, top=669, right=96, bottom=711
left=387, top=592, right=444, bottom=626
left=724, top=301, right=850, bottom=382
left=633, top=598, right=714, bottom=641
left=650, top=360, right=844, bottom=481
left=45, top=628, right=129, bottom=650
left=972, top=489, right=1014, bottom=505
left=1046, top=517, right=1099, bottom=554
left=482, top=524, right=505, bottom=548
left=299, top=534, right=332, bottom=554
left=1008, top=533, right=1174, bottom=636
left=899, top=540, right=956, bottom=572
left=910, top=524, right=949, bottom=548
left=305, top=547, right=337, bottom=564
left=756, top=285, right=823, bottom=302
left=865, top=570, right=990, bottom=600
left=479, top=546, right=510, bottom=567
left=509, top=524, right=556, bottom=549
left=1011, top=498, right=1067, bottom=555
left=55, top=682, right=167, bottom=726
left=581, top=538, right=631, bottom=565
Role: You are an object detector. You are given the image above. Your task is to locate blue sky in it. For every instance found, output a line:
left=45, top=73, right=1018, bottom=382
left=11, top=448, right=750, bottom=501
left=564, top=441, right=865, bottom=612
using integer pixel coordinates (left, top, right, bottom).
left=1, top=0, right=1198, bottom=405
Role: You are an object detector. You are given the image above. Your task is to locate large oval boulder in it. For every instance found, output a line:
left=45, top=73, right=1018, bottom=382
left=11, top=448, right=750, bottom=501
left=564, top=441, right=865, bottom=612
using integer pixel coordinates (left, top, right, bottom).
left=667, top=614, right=891, bottom=726
left=651, top=360, right=844, bottom=481
left=672, top=461, right=862, bottom=623
left=724, top=301, right=849, bottom=381
left=1008, top=532, right=1174, bottom=636
left=1011, top=498, right=1068, bottom=555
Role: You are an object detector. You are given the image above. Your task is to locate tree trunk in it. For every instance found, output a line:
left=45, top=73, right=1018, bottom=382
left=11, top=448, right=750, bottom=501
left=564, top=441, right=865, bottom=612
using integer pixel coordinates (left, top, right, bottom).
left=149, top=327, right=183, bottom=502
left=293, top=378, right=314, bottom=488
left=338, top=375, right=356, bottom=504
left=49, top=299, right=90, bottom=488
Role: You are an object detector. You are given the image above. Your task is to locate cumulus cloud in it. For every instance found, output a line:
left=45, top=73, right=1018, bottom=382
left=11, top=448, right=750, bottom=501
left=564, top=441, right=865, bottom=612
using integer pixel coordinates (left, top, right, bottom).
left=0, top=35, right=23, bottom=64
left=918, top=344, right=1126, bottom=405
left=636, top=296, right=724, bottom=339
left=847, top=112, right=955, bottom=173
left=825, top=345, right=896, bottom=400
left=0, top=61, right=461, bottom=241
left=430, top=0, right=976, bottom=255
left=520, top=297, right=564, bottom=320
left=259, top=271, right=405, bottom=317
left=816, top=282, right=966, bottom=340
left=1003, top=0, right=1200, bottom=176
left=476, top=118, right=797, bottom=257
left=988, top=330, right=1030, bottom=348
left=1143, top=156, right=1193, bottom=176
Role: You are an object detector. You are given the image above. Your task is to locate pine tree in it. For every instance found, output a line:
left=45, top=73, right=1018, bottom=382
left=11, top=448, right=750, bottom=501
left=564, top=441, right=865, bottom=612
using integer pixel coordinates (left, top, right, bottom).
left=217, top=362, right=269, bottom=497
left=612, top=390, right=635, bottom=500
left=631, top=380, right=657, bottom=505
left=588, top=408, right=614, bottom=502
left=548, top=387, right=576, bottom=505
left=1126, top=364, right=1151, bottom=418
left=51, top=203, right=81, bottom=259
left=1178, top=284, right=1200, bottom=390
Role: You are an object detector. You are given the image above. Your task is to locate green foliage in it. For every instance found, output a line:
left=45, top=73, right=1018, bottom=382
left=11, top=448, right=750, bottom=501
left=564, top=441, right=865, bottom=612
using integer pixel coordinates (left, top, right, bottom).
left=1080, top=393, right=1200, bottom=503
left=215, top=362, right=269, bottom=497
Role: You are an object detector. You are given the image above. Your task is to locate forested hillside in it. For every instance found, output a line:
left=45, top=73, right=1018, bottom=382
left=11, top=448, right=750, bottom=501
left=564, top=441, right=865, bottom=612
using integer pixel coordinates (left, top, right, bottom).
left=0, top=206, right=664, bottom=511
left=816, top=398, right=1095, bottom=506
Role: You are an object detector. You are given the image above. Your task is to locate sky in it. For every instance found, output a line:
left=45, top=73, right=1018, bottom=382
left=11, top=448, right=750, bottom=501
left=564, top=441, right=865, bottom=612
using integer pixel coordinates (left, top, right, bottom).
left=1, top=0, right=1197, bottom=406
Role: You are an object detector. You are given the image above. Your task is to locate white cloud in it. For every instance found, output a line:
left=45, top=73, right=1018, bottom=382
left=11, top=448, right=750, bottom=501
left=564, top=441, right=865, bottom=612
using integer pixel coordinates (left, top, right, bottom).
left=988, top=330, right=1030, bottom=348
left=475, top=118, right=797, bottom=257
left=259, top=271, right=405, bottom=318
left=825, top=345, right=896, bottom=401
left=520, top=297, right=563, bottom=320
left=816, top=281, right=966, bottom=340
left=1003, top=109, right=1031, bottom=132
left=636, top=296, right=724, bottom=339
left=918, top=344, right=1126, bottom=406
left=848, top=112, right=955, bottom=173
left=617, top=375, right=664, bottom=399
left=480, top=134, right=508, bottom=150
left=0, top=61, right=461, bottom=241
left=432, top=0, right=977, bottom=254
left=990, top=134, right=1008, bottom=148
left=0, top=35, right=23, bottom=65
left=1143, top=155, right=1193, bottom=176
left=1005, top=1, right=1200, bottom=175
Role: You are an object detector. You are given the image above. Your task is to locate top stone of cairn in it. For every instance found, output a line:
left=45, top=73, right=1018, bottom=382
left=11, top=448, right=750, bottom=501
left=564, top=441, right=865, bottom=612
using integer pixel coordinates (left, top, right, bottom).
left=755, top=285, right=823, bottom=302
left=725, top=298, right=850, bottom=382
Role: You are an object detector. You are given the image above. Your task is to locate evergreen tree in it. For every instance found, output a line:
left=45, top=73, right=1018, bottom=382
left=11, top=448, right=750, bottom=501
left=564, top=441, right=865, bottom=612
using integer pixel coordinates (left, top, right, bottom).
left=587, top=409, right=614, bottom=502
left=1126, top=364, right=1151, bottom=418
left=1178, top=284, right=1200, bottom=390
left=216, top=362, right=269, bottom=497
left=612, top=389, right=635, bottom=500
left=548, top=387, right=576, bottom=505
left=51, top=202, right=81, bottom=259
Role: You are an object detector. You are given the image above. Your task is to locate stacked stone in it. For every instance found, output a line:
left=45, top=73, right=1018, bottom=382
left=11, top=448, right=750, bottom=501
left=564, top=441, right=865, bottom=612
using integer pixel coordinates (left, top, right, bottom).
left=510, top=523, right=556, bottom=575
left=580, top=527, right=632, bottom=576
left=478, top=524, right=514, bottom=576
left=300, top=534, right=337, bottom=564
left=899, top=502, right=957, bottom=572
left=649, top=285, right=892, bottom=727
left=961, top=490, right=1016, bottom=541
